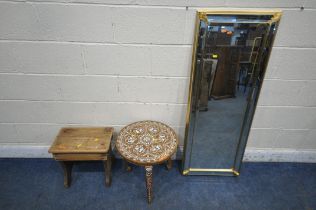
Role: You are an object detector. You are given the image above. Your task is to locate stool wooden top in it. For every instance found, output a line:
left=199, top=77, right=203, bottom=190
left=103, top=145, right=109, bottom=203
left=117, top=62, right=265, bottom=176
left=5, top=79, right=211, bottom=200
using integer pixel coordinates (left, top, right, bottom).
left=49, top=127, right=113, bottom=154
left=116, top=121, right=178, bottom=165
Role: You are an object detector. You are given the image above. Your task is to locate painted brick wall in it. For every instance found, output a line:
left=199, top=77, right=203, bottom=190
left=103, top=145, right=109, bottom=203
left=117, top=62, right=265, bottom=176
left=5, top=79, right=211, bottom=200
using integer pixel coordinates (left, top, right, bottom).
left=0, top=0, right=315, bottom=159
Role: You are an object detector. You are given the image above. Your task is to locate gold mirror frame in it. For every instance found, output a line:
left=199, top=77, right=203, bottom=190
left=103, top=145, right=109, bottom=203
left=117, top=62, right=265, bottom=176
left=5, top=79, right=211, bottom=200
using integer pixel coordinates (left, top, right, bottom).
left=182, top=10, right=282, bottom=176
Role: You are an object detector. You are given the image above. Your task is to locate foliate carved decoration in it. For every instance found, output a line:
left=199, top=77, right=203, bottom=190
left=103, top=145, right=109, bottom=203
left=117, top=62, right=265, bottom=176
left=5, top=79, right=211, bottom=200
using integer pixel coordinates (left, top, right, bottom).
left=116, top=121, right=178, bottom=164
left=198, top=12, right=208, bottom=24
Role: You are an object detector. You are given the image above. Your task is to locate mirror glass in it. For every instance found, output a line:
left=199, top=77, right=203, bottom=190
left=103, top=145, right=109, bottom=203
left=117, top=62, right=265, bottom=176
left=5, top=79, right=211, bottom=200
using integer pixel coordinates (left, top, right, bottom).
left=183, top=12, right=281, bottom=175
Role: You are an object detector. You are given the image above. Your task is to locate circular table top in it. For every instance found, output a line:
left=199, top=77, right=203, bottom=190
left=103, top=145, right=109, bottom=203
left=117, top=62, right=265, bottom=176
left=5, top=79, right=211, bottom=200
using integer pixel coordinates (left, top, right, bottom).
left=116, top=121, right=178, bottom=165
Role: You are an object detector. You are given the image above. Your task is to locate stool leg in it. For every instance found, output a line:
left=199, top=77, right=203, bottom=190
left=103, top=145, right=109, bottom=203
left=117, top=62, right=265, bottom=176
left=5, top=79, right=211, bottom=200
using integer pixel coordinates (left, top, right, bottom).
left=123, top=159, right=132, bottom=172
left=104, top=155, right=112, bottom=187
left=145, top=165, right=153, bottom=204
left=166, top=158, right=172, bottom=171
left=59, top=161, right=73, bottom=188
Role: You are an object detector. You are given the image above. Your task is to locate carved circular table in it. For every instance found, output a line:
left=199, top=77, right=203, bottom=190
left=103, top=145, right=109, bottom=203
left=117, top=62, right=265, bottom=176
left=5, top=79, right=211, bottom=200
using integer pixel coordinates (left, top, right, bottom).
left=116, top=120, right=178, bottom=203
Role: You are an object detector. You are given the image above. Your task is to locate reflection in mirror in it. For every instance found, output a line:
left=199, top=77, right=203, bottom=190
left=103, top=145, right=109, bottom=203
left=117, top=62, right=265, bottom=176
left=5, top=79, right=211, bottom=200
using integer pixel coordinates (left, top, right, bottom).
left=183, top=12, right=281, bottom=175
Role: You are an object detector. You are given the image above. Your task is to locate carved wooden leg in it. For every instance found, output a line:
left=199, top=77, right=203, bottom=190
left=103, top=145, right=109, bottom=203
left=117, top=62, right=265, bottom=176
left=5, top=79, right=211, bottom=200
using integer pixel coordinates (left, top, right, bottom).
left=166, top=158, right=172, bottom=171
left=59, top=161, right=73, bottom=188
left=145, top=165, right=153, bottom=204
left=123, top=159, right=132, bottom=172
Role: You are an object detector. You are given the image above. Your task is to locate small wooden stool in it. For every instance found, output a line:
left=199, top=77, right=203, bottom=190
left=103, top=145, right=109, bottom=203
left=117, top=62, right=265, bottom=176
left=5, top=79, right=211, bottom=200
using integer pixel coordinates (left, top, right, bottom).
left=48, top=127, right=113, bottom=187
left=116, top=121, right=178, bottom=203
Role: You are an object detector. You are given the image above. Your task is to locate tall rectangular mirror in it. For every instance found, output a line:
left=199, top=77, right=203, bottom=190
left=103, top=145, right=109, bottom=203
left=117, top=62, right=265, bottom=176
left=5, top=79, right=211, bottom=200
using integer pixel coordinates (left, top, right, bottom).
left=182, top=10, right=282, bottom=176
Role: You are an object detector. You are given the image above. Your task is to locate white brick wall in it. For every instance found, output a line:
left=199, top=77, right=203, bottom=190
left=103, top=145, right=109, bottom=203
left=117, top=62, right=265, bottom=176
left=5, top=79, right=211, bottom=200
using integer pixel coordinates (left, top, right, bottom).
left=0, top=0, right=315, bottom=160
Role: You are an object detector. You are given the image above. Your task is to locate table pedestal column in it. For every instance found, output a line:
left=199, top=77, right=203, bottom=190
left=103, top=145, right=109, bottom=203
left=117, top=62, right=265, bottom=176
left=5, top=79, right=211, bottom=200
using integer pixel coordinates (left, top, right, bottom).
left=145, top=165, right=153, bottom=204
